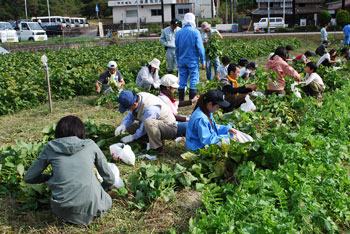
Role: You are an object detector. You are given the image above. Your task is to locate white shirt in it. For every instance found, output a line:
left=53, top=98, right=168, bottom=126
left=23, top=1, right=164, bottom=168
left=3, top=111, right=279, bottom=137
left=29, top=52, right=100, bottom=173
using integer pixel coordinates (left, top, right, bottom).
left=317, top=53, right=330, bottom=67
left=304, top=72, right=325, bottom=89
left=217, top=64, right=228, bottom=79
left=239, top=67, right=251, bottom=77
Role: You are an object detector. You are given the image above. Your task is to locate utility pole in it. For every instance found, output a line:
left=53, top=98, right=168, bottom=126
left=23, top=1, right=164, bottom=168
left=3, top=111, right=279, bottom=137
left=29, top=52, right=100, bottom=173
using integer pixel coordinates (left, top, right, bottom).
left=225, top=0, right=228, bottom=24
left=25, top=0, right=28, bottom=20
left=231, top=0, right=234, bottom=23
left=267, top=0, right=270, bottom=33
left=47, top=0, right=51, bottom=25
left=161, top=0, right=164, bottom=28
left=283, top=0, right=285, bottom=23
left=342, top=0, right=345, bottom=9
left=137, top=0, right=140, bottom=35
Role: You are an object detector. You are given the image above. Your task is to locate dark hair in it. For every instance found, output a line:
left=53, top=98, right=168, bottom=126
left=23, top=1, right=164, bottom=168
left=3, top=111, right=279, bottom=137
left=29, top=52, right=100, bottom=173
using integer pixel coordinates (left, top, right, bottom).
left=271, top=46, right=287, bottom=61
left=322, top=40, right=328, bottom=45
left=192, top=93, right=214, bottom=127
left=227, top=63, right=238, bottom=75
left=329, top=49, right=337, bottom=59
left=286, top=45, right=293, bottom=51
left=306, top=62, right=317, bottom=73
left=238, top=58, right=248, bottom=67
left=159, top=85, right=176, bottom=102
left=221, top=56, right=231, bottom=65
left=304, top=51, right=313, bottom=57
left=55, top=116, right=86, bottom=139
left=147, top=65, right=155, bottom=75
left=247, top=62, right=256, bottom=69
left=341, top=47, right=349, bottom=55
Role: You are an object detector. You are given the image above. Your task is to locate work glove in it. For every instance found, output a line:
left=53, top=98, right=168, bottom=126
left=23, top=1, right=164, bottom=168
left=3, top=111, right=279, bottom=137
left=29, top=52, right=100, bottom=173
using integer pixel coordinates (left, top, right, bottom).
left=121, top=135, right=134, bottom=143
left=115, top=124, right=126, bottom=136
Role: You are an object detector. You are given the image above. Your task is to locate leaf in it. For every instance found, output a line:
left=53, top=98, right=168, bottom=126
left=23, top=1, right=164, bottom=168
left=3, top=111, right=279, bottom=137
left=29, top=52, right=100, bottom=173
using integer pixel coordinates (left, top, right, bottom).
left=195, top=183, right=205, bottom=191
left=17, top=163, right=25, bottom=176
left=180, top=151, right=198, bottom=162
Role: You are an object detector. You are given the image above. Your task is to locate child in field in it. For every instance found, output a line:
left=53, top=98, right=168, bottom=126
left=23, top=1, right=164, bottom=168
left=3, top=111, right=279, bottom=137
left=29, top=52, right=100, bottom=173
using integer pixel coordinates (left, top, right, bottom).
left=24, top=116, right=123, bottom=225
left=293, top=51, right=313, bottom=64
left=216, top=56, right=231, bottom=80
left=240, top=62, right=257, bottom=79
left=300, top=62, right=325, bottom=98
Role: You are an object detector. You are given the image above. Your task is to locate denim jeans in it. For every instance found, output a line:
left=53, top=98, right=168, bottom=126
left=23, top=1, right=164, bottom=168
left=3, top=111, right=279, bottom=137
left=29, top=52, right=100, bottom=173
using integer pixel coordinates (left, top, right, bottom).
left=206, top=57, right=220, bottom=80
left=176, top=121, right=188, bottom=137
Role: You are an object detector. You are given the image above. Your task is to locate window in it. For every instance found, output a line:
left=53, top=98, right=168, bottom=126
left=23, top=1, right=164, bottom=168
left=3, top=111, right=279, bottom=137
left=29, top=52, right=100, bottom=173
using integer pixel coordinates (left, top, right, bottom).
left=126, top=10, right=137, bottom=17
left=270, top=18, right=276, bottom=22
left=178, top=8, right=190, bottom=14
left=276, top=18, right=282, bottom=22
left=280, top=2, right=292, bottom=7
left=21, top=23, right=29, bottom=30
left=151, top=9, right=162, bottom=16
left=260, top=18, right=266, bottom=23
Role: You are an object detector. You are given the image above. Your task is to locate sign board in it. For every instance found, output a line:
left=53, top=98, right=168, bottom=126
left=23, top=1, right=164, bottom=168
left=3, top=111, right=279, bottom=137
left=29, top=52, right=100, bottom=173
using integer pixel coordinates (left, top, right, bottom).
left=300, top=19, right=306, bottom=26
left=98, top=22, right=104, bottom=38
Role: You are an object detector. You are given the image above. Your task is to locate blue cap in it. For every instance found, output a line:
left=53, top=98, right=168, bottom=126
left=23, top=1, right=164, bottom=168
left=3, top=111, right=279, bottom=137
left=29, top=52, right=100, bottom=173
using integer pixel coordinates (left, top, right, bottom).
left=118, top=91, right=137, bottom=113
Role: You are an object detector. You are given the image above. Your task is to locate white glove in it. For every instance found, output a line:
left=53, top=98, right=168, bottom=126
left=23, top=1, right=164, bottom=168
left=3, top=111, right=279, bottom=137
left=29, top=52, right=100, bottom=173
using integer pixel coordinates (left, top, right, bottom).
left=115, top=124, right=126, bottom=136
left=121, top=135, right=134, bottom=143
left=153, top=82, right=160, bottom=89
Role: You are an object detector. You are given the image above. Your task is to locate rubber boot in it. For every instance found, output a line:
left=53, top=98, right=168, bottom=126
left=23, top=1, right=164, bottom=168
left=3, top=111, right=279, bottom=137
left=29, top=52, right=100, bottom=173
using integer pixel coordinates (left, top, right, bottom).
left=189, top=89, right=198, bottom=100
left=178, top=88, right=185, bottom=101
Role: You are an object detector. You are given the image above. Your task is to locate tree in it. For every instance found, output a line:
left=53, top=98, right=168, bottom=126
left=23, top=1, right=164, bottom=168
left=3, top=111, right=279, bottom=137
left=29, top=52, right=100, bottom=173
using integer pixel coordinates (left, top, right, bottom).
left=318, top=10, right=331, bottom=26
left=336, top=9, right=350, bottom=28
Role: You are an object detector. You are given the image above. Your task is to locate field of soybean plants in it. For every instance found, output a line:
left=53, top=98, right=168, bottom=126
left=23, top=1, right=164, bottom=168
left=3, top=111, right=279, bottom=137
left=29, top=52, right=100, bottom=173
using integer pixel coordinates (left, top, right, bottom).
left=1, top=36, right=350, bottom=233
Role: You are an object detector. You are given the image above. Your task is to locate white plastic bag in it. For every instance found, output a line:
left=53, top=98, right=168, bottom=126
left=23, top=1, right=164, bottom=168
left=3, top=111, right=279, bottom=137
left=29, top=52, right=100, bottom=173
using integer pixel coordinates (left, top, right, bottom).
left=235, top=130, right=254, bottom=143
left=110, top=143, right=135, bottom=166
left=96, top=162, right=125, bottom=189
left=240, top=95, right=256, bottom=112
left=291, top=82, right=302, bottom=98
left=138, top=154, right=157, bottom=160
left=251, top=91, right=265, bottom=97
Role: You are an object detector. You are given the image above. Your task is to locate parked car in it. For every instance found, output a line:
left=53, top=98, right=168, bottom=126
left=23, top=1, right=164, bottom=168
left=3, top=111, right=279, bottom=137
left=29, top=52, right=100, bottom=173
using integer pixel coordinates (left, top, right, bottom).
left=41, top=22, right=63, bottom=36
left=0, top=22, right=19, bottom=43
left=253, top=17, right=288, bottom=32
left=16, top=22, right=47, bottom=41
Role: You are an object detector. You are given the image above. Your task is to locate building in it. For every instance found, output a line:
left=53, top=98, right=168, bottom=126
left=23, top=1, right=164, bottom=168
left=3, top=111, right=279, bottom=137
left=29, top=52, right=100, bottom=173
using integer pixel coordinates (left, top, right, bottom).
left=252, top=0, right=326, bottom=26
left=108, top=0, right=214, bottom=25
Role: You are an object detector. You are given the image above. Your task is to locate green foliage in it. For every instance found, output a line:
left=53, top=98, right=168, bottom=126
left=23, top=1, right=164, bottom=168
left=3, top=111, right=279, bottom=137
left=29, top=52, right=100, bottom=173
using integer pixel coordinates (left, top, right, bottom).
left=197, top=18, right=223, bottom=27
left=293, top=25, right=319, bottom=32
left=336, top=9, right=350, bottom=28
left=205, top=33, right=222, bottom=61
left=318, top=10, right=332, bottom=26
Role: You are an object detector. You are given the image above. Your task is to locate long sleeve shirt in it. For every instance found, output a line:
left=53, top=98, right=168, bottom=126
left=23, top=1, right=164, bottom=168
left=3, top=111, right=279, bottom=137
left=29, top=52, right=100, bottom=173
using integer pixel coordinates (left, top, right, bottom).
left=135, top=66, right=160, bottom=90
left=160, top=26, right=180, bottom=48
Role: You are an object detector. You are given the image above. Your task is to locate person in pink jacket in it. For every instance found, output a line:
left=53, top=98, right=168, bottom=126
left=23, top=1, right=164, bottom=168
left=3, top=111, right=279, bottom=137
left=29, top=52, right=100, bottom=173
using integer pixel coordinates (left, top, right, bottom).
left=266, top=46, right=301, bottom=96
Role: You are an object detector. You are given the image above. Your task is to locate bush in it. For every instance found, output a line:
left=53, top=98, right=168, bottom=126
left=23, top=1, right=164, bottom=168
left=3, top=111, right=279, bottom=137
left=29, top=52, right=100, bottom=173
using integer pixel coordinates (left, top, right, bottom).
left=336, top=9, right=350, bottom=28
left=318, top=10, right=332, bottom=26
left=327, top=25, right=342, bottom=31
left=275, top=27, right=291, bottom=33
left=147, top=23, right=161, bottom=34
left=197, top=18, right=223, bottom=27
left=293, top=25, right=319, bottom=32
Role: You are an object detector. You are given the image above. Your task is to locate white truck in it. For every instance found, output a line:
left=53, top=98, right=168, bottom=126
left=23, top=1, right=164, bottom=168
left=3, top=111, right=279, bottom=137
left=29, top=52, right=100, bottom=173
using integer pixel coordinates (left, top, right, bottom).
left=16, top=22, right=48, bottom=41
left=0, top=22, right=19, bottom=43
left=254, top=17, right=288, bottom=32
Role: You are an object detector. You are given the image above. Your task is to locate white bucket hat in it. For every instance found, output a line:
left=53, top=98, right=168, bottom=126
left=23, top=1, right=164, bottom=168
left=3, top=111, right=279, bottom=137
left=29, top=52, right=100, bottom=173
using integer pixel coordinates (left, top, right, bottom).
left=161, top=74, right=179, bottom=88
left=149, top=58, right=160, bottom=70
left=182, top=13, right=196, bottom=27
left=107, top=61, right=117, bottom=68
left=201, top=21, right=211, bottom=31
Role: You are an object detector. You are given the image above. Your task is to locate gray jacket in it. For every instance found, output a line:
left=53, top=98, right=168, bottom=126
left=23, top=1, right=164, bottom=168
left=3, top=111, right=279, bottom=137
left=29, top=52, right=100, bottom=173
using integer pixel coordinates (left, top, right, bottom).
left=24, top=136, right=115, bottom=225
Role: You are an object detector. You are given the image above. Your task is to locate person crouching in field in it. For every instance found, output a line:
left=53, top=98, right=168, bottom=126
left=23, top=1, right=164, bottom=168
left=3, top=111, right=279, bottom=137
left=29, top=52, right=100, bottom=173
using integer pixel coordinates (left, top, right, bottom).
left=301, top=62, right=325, bottom=98
left=218, top=63, right=257, bottom=113
left=186, top=90, right=239, bottom=151
left=24, top=116, right=123, bottom=225
left=95, top=61, right=125, bottom=94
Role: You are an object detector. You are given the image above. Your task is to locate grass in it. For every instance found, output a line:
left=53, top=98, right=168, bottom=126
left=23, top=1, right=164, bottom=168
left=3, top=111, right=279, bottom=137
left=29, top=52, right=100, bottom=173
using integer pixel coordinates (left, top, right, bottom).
left=0, top=36, right=343, bottom=233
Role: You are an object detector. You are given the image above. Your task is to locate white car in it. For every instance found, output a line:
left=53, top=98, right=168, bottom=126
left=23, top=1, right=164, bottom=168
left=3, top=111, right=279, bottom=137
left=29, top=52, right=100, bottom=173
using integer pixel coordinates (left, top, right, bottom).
left=17, top=22, right=47, bottom=41
left=254, top=17, right=288, bottom=32
left=0, top=22, right=19, bottom=43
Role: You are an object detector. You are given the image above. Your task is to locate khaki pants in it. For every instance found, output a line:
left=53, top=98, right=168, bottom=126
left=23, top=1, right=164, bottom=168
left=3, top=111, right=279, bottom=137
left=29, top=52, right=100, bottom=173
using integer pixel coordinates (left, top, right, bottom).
left=301, top=81, right=325, bottom=97
left=126, top=119, right=177, bottom=149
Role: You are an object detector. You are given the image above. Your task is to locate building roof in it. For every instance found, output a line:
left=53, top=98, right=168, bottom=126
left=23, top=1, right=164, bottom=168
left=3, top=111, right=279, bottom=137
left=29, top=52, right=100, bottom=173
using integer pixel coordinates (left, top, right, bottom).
left=326, top=0, right=350, bottom=10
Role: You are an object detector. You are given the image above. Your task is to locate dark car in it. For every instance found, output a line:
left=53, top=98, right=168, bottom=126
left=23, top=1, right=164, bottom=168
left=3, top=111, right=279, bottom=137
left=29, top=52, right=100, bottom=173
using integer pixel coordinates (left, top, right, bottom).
left=41, top=22, right=63, bottom=36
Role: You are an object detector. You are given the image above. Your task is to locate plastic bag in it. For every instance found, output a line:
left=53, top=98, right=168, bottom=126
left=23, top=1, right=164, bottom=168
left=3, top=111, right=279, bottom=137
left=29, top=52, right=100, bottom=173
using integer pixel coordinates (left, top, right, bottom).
left=110, top=143, right=135, bottom=166
left=235, top=130, right=254, bottom=143
left=251, top=91, right=264, bottom=97
left=240, top=95, right=256, bottom=112
left=96, top=163, right=125, bottom=189
left=291, top=82, right=302, bottom=98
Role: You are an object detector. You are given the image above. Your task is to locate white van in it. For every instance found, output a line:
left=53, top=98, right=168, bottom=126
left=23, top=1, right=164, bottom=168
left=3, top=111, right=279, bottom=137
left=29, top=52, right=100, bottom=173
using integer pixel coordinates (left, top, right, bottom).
left=17, top=22, right=47, bottom=41
left=33, top=16, right=66, bottom=27
left=0, top=22, right=19, bottom=43
left=254, top=17, right=288, bottom=32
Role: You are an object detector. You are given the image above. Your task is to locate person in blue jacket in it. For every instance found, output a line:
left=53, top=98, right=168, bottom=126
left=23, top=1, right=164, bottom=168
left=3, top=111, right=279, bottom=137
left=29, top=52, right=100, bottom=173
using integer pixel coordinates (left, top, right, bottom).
left=186, top=90, right=238, bottom=151
left=175, top=12, right=206, bottom=101
left=343, top=23, right=350, bottom=45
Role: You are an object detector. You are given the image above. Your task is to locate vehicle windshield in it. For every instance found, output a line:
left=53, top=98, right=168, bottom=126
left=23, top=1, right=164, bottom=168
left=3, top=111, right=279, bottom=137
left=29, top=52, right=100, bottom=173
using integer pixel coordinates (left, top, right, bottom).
left=79, top=19, right=84, bottom=24
left=0, top=22, right=14, bottom=30
left=28, top=22, right=43, bottom=30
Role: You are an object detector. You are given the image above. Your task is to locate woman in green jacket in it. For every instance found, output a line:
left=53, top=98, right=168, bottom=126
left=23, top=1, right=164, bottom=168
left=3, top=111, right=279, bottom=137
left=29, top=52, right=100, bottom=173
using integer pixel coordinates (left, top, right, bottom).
left=24, top=116, right=118, bottom=225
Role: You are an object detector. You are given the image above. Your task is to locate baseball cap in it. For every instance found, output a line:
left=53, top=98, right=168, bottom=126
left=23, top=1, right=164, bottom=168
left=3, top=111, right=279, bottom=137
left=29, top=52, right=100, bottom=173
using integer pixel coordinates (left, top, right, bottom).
left=160, top=74, right=179, bottom=88
left=204, top=90, right=230, bottom=108
left=117, top=91, right=137, bottom=113
left=107, top=61, right=117, bottom=69
left=149, top=58, right=160, bottom=70
left=171, top=18, right=179, bottom=26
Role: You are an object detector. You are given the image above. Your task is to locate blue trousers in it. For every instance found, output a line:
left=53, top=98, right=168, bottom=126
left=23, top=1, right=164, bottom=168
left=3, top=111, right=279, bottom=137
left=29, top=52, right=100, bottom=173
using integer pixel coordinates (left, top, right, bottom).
left=176, top=121, right=188, bottom=137
left=179, top=63, right=199, bottom=90
left=345, top=35, right=350, bottom=45
left=206, top=57, right=220, bottom=80
left=166, top=48, right=177, bottom=72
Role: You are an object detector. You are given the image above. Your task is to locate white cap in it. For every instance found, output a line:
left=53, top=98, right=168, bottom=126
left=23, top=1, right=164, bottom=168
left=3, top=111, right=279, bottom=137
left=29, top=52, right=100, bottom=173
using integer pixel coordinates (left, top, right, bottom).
left=107, top=61, right=117, bottom=68
left=161, top=74, right=179, bottom=88
left=148, top=58, right=160, bottom=70
left=183, top=13, right=196, bottom=27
